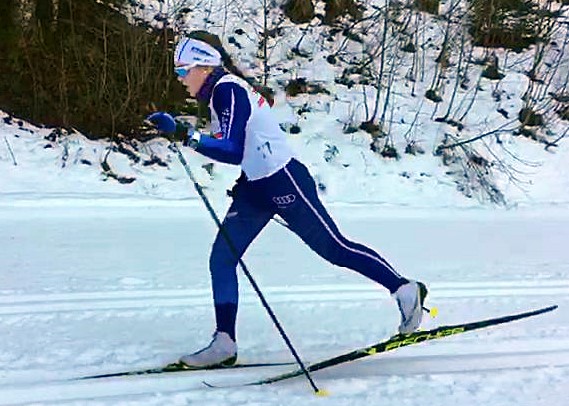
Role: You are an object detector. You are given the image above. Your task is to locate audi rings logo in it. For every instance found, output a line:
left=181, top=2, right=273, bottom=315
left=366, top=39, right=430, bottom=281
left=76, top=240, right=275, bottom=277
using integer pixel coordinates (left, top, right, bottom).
left=272, top=194, right=296, bottom=207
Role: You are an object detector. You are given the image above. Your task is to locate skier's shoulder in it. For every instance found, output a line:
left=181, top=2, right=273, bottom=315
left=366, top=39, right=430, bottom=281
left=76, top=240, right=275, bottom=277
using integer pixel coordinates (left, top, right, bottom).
left=217, top=72, right=249, bottom=86
left=214, top=74, right=253, bottom=95
left=211, top=75, right=254, bottom=113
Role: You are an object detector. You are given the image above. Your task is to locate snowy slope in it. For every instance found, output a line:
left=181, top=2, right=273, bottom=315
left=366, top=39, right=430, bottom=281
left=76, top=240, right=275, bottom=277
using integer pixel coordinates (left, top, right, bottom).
left=2, top=105, right=569, bottom=210
left=3, top=0, right=569, bottom=208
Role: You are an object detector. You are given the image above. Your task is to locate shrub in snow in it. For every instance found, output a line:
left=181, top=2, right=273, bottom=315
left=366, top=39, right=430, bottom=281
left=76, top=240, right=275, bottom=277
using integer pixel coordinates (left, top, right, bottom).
left=518, top=108, right=544, bottom=127
left=283, top=0, right=315, bottom=24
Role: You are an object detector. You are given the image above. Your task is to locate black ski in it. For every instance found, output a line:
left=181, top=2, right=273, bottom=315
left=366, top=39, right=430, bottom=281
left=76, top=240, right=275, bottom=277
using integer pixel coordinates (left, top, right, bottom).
left=76, top=360, right=294, bottom=380
left=204, top=304, right=558, bottom=388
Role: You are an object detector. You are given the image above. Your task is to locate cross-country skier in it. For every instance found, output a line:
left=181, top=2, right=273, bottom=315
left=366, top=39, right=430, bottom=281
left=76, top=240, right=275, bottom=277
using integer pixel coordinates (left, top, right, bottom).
left=147, top=31, right=428, bottom=368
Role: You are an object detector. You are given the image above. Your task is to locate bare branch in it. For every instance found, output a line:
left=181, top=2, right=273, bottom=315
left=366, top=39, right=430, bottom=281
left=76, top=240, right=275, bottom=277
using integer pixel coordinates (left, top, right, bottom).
left=4, top=136, right=17, bottom=166
left=437, top=120, right=519, bottom=151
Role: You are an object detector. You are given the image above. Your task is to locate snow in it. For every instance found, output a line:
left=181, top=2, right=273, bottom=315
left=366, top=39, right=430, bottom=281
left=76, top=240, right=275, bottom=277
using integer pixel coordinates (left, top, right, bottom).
left=0, top=203, right=568, bottom=405
left=1, top=127, right=568, bottom=404
left=2, top=0, right=569, bottom=404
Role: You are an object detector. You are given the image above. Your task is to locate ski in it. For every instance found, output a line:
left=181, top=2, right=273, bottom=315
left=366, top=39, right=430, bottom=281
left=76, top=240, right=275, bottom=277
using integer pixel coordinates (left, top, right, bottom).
left=76, top=360, right=295, bottom=380
left=204, top=304, right=557, bottom=388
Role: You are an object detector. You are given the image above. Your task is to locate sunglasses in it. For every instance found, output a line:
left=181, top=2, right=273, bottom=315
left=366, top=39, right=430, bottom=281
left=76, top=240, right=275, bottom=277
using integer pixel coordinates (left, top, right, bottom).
left=174, top=65, right=193, bottom=78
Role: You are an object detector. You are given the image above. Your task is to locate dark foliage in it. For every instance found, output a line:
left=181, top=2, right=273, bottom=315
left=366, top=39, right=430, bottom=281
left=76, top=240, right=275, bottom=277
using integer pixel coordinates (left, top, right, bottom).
left=518, top=107, right=544, bottom=127
left=283, top=0, right=315, bottom=24
left=415, top=0, right=440, bottom=15
left=323, top=0, right=364, bottom=25
left=0, top=0, right=187, bottom=139
left=469, top=0, right=555, bottom=51
left=285, top=78, right=330, bottom=96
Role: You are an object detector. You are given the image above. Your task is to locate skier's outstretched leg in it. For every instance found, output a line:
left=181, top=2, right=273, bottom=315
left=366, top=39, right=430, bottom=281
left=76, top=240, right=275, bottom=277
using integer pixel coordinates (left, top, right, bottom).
left=277, top=159, right=428, bottom=333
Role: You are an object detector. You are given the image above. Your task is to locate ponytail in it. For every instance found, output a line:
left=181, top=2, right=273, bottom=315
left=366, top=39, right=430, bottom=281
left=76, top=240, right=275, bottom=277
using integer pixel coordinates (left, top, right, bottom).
left=187, top=31, right=275, bottom=106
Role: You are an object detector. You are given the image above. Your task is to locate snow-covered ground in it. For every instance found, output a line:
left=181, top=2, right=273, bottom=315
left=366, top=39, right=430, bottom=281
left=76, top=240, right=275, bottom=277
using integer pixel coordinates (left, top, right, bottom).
left=2, top=114, right=569, bottom=404
left=0, top=203, right=568, bottom=405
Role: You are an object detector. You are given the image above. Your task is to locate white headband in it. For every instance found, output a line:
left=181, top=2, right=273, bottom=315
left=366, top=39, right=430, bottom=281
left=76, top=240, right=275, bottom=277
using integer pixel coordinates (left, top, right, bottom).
left=174, top=37, right=222, bottom=68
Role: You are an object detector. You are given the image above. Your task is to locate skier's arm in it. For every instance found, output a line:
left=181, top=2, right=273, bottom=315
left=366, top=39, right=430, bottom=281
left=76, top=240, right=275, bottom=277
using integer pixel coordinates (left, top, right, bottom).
left=192, top=82, right=251, bottom=165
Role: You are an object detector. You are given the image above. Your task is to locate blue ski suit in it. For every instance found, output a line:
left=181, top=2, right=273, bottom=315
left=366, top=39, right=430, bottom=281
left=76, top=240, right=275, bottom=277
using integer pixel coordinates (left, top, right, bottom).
left=192, top=68, right=408, bottom=339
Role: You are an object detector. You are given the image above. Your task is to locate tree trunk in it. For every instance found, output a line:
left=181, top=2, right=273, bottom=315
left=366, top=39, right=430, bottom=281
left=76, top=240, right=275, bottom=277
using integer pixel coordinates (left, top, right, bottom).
left=35, top=0, right=56, bottom=44
left=0, top=0, right=18, bottom=56
left=56, top=0, right=73, bottom=36
left=36, top=0, right=54, bottom=27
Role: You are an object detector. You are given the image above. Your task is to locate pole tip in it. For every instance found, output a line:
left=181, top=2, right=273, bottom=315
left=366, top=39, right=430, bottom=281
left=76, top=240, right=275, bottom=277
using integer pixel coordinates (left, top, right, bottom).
left=429, top=306, right=439, bottom=318
left=315, top=389, right=330, bottom=397
left=423, top=305, right=439, bottom=318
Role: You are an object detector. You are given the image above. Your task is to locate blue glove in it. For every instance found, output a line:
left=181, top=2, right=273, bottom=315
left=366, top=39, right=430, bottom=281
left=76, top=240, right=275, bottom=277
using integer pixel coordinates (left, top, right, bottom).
left=147, top=112, right=177, bottom=134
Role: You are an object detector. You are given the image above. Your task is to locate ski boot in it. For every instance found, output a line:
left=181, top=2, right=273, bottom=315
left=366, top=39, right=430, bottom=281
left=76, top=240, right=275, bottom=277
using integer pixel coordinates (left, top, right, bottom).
left=180, top=331, right=237, bottom=368
left=393, top=280, right=428, bottom=334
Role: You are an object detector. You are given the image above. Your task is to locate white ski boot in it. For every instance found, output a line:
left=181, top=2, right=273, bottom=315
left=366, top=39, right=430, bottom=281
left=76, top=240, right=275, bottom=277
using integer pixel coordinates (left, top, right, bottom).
left=392, top=280, right=428, bottom=334
left=179, top=331, right=237, bottom=368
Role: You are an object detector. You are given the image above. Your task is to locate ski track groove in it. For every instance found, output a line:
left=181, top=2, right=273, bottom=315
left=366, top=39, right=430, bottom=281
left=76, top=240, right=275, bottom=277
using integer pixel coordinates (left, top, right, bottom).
left=0, top=347, right=568, bottom=405
left=0, top=281, right=567, bottom=404
left=0, top=280, right=568, bottom=316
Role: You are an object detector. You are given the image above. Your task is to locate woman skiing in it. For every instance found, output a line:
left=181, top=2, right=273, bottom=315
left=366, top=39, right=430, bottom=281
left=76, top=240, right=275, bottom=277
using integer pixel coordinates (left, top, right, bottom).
left=147, top=31, right=428, bottom=368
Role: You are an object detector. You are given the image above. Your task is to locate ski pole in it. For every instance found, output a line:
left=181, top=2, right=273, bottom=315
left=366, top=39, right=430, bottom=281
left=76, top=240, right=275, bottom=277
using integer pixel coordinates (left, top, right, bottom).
left=171, top=143, right=325, bottom=395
